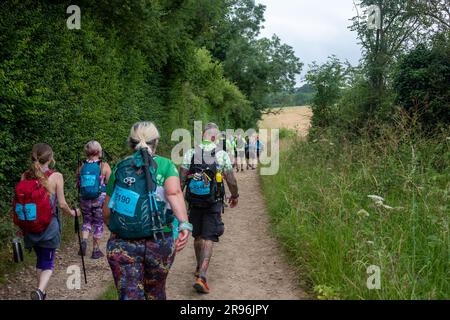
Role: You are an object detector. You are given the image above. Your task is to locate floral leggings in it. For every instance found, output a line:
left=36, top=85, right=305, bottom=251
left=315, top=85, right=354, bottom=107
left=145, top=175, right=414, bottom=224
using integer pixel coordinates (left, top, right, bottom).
left=106, top=233, right=176, bottom=300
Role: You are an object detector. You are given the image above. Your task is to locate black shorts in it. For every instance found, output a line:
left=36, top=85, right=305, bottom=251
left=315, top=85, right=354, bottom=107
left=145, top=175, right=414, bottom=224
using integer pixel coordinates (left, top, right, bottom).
left=188, top=204, right=224, bottom=242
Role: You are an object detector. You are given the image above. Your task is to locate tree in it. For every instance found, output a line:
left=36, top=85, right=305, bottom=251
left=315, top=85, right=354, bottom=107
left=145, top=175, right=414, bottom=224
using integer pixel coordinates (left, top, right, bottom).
left=200, top=0, right=303, bottom=122
left=350, top=0, right=425, bottom=113
left=411, top=0, right=450, bottom=31
left=306, top=56, right=352, bottom=127
left=393, top=33, right=450, bottom=127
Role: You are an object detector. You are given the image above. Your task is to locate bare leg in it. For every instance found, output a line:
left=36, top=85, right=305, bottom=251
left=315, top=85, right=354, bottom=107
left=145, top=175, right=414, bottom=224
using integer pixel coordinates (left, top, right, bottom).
left=198, top=239, right=213, bottom=280
left=93, top=237, right=100, bottom=250
left=37, top=269, right=52, bottom=293
left=194, top=237, right=203, bottom=272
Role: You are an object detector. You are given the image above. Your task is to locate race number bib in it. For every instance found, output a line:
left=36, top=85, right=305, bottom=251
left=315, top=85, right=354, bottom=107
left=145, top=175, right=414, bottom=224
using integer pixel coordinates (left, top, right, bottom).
left=15, top=204, right=37, bottom=221
left=80, top=174, right=97, bottom=187
left=109, top=186, right=140, bottom=217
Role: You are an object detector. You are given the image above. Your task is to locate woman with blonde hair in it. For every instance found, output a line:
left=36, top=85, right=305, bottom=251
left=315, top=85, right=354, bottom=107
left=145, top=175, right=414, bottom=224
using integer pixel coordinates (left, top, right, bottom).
left=103, top=121, right=190, bottom=300
left=15, top=143, right=79, bottom=300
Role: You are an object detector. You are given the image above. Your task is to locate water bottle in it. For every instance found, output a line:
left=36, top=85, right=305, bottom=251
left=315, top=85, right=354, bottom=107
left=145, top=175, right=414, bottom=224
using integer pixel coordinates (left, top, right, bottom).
left=12, top=238, right=24, bottom=263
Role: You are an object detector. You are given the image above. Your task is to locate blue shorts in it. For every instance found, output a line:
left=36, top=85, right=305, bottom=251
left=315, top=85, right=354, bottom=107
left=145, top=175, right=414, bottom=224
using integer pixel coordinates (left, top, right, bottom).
left=34, top=246, right=56, bottom=271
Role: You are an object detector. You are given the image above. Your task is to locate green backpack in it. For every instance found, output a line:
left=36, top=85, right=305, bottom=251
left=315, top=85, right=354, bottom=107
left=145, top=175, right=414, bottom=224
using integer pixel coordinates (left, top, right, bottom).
left=108, top=149, right=173, bottom=239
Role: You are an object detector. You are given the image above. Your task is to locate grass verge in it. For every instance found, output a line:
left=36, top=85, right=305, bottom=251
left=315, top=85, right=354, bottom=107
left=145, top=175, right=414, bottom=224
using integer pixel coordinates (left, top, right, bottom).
left=260, top=123, right=449, bottom=299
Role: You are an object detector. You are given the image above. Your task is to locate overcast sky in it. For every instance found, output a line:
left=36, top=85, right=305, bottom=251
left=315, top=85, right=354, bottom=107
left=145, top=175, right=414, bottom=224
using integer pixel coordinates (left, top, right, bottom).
left=256, top=0, right=362, bottom=85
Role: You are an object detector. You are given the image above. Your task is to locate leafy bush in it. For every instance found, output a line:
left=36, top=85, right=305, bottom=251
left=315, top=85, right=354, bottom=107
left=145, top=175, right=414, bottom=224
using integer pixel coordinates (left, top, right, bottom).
left=0, top=1, right=250, bottom=257
left=393, top=35, right=450, bottom=128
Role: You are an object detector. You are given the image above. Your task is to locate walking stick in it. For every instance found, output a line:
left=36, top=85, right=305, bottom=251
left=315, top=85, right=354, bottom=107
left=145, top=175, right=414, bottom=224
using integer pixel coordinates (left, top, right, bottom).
left=76, top=153, right=88, bottom=284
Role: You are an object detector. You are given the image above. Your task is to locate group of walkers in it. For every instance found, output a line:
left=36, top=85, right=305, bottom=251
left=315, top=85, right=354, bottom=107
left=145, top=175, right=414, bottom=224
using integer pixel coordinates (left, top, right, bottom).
left=12, top=121, right=239, bottom=300
left=218, top=132, right=264, bottom=173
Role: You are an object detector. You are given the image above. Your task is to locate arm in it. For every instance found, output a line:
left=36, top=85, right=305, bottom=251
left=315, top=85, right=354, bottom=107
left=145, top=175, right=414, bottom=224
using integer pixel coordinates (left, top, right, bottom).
left=165, top=176, right=190, bottom=252
left=103, top=195, right=111, bottom=226
left=54, top=173, right=77, bottom=216
left=223, top=169, right=239, bottom=208
left=102, top=162, right=112, bottom=184
left=179, top=167, right=189, bottom=191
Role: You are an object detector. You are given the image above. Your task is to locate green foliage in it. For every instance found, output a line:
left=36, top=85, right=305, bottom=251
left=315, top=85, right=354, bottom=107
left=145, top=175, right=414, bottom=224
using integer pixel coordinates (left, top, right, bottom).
left=262, top=117, right=450, bottom=299
left=263, top=84, right=315, bottom=108
left=393, top=34, right=450, bottom=128
left=206, top=1, right=303, bottom=116
left=278, top=128, right=296, bottom=140
left=306, top=56, right=352, bottom=127
left=98, top=284, right=119, bottom=300
left=0, top=0, right=255, bottom=255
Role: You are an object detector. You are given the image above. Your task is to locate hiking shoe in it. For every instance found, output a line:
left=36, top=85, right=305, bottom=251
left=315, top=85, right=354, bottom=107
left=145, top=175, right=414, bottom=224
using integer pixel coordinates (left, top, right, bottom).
left=78, top=240, right=87, bottom=256
left=91, top=249, right=104, bottom=259
left=193, top=277, right=210, bottom=294
left=30, top=289, right=46, bottom=300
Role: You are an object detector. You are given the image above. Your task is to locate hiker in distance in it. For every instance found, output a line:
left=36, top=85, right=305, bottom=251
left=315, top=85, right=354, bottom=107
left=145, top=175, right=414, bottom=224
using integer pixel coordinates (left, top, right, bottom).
left=77, top=140, right=111, bottom=259
left=235, top=133, right=246, bottom=172
left=103, top=121, right=191, bottom=300
left=180, top=122, right=239, bottom=294
left=13, top=143, right=80, bottom=300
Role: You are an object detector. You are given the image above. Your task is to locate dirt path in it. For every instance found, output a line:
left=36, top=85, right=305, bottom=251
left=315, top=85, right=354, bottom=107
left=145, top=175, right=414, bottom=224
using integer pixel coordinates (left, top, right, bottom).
left=0, top=233, right=113, bottom=300
left=0, top=106, right=311, bottom=300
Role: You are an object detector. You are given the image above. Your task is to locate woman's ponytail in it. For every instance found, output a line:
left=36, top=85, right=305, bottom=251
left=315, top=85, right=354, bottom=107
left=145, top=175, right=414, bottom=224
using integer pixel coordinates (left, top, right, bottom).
left=128, top=121, right=160, bottom=155
left=24, top=143, right=54, bottom=193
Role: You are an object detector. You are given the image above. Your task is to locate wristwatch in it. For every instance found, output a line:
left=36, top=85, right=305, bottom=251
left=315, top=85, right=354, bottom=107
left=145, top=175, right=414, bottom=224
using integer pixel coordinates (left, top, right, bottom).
left=178, top=221, right=193, bottom=232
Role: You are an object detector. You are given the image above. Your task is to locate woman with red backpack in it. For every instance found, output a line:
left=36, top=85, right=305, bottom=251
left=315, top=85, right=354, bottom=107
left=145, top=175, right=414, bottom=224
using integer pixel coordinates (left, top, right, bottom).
left=13, top=143, right=79, bottom=300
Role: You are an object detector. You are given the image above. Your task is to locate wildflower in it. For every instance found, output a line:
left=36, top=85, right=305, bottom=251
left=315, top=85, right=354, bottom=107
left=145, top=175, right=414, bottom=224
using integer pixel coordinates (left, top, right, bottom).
left=368, top=195, right=384, bottom=202
left=367, top=241, right=374, bottom=245
left=357, top=209, right=370, bottom=218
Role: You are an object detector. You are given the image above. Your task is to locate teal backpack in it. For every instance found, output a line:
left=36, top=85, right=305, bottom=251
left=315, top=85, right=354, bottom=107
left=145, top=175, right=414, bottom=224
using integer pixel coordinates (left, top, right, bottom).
left=108, top=149, right=173, bottom=239
left=79, top=161, right=103, bottom=200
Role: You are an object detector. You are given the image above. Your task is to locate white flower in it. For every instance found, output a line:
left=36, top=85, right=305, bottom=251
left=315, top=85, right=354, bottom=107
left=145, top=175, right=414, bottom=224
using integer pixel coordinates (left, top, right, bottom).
left=367, top=241, right=374, bottom=245
left=368, top=195, right=384, bottom=203
left=357, top=209, right=370, bottom=218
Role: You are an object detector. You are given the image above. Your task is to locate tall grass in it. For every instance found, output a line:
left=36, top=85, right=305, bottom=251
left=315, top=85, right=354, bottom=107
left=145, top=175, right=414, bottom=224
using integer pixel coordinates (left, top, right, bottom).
left=261, top=119, right=449, bottom=299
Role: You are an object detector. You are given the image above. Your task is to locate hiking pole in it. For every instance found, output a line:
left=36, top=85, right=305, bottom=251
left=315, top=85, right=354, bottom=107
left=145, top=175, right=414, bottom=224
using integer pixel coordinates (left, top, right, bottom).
left=141, top=148, right=166, bottom=242
left=76, top=153, right=88, bottom=284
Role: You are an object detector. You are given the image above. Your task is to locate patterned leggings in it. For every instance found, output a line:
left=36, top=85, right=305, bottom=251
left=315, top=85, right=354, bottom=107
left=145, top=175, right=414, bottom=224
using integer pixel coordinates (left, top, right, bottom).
left=106, top=234, right=176, bottom=300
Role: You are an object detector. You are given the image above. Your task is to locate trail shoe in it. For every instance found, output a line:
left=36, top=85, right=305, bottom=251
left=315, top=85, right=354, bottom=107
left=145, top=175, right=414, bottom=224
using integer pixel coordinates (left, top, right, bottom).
left=78, top=240, right=87, bottom=256
left=91, top=249, right=104, bottom=259
left=30, top=289, right=46, bottom=300
left=193, top=277, right=210, bottom=294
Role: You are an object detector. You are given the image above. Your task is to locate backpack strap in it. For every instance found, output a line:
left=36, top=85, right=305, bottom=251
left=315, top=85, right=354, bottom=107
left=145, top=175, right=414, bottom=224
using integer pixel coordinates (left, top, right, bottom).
left=45, top=170, right=55, bottom=178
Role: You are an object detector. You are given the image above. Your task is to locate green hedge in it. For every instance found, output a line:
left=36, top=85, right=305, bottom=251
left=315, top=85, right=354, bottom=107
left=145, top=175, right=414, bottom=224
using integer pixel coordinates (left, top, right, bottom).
left=0, top=0, right=251, bottom=273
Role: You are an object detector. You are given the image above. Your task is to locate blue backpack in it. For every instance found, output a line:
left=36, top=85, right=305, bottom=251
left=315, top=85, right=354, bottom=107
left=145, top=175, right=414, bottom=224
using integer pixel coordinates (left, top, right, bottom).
left=79, top=161, right=102, bottom=200
left=185, top=147, right=219, bottom=207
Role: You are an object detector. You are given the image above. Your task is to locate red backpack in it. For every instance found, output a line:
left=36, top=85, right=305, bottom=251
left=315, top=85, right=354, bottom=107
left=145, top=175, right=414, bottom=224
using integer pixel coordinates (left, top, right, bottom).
left=12, top=171, right=54, bottom=234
